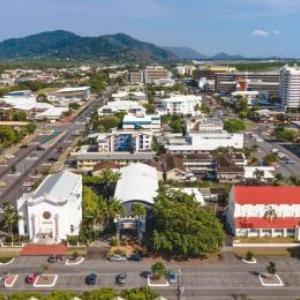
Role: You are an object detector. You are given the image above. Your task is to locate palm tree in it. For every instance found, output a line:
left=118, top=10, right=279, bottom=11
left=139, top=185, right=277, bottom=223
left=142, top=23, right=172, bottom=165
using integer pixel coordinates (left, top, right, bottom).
left=132, top=203, right=146, bottom=243
left=100, top=169, right=121, bottom=197
left=254, top=169, right=265, bottom=182
left=108, top=198, right=124, bottom=247
left=264, top=206, right=277, bottom=222
left=2, top=203, right=20, bottom=243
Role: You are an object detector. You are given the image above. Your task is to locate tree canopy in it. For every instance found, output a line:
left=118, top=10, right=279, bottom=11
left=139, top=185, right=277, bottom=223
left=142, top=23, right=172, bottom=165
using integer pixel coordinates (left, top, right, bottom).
left=224, top=118, right=246, bottom=133
left=151, top=188, right=225, bottom=258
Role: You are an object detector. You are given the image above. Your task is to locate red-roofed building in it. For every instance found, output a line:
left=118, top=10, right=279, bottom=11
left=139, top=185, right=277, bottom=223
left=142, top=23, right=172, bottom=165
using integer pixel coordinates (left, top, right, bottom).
left=227, top=185, right=300, bottom=239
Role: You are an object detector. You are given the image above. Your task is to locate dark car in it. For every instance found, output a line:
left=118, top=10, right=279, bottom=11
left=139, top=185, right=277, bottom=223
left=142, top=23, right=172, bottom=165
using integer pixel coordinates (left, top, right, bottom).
left=36, top=145, right=45, bottom=151
left=48, top=254, right=63, bottom=263
left=85, top=273, right=97, bottom=285
left=47, top=157, right=58, bottom=162
left=116, top=273, right=127, bottom=285
left=140, top=271, right=151, bottom=279
left=129, top=254, right=143, bottom=262
left=19, top=144, right=29, bottom=149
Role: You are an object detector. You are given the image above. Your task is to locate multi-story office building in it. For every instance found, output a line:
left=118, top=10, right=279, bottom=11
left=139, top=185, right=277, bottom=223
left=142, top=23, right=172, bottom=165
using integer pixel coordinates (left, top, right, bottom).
left=159, top=95, right=202, bottom=116
left=280, top=65, right=300, bottom=109
left=128, top=70, right=144, bottom=83
left=98, top=100, right=146, bottom=115
left=122, top=114, right=161, bottom=130
left=144, top=66, right=171, bottom=84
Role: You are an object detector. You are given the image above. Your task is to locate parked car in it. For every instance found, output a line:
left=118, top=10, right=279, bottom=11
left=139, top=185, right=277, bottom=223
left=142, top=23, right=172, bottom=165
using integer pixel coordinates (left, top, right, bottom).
left=129, top=254, right=143, bottom=262
left=47, top=157, right=58, bottom=162
left=48, top=254, right=63, bottom=263
left=25, top=273, right=38, bottom=284
left=167, top=269, right=177, bottom=284
left=140, top=271, right=151, bottom=278
left=85, top=273, right=97, bottom=285
left=109, top=254, right=127, bottom=262
left=19, top=144, right=28, bottom=149
left=116, top=273, right=127, bottom=285
left=36, top=145, right=45, bottom=151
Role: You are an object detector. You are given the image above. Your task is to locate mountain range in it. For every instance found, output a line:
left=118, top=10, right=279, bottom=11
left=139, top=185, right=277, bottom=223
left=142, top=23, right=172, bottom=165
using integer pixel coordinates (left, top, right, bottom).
left=0, top=30, right=250, bottom=63
left=0, top=30, right=176, bottom=63
left=165, top=47, right=245, bottom=60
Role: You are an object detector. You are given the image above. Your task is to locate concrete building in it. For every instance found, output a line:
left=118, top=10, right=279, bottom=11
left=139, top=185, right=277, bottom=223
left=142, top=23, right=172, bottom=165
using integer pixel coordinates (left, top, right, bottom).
left=122, top=114, right=161, bottom=130
left=17, top=170, right=82, bottom=243
left=129, top=70, right=144, bottom=83
left=114, top=163, right=158, bottom=212
left=280, top=65, right=300, bottom=109
left=72, top=151, right=155, bottom=171
left=166, top=130, right=244, bottom=153
left=98, top=100, right=145, bottom=116
left=227, top=186, right=300, bottom=240
left=144, top=66, right=171, bottom=84
left=159, top=95, right=202, bottom=116
left=52, top=86, right=90, bottom=100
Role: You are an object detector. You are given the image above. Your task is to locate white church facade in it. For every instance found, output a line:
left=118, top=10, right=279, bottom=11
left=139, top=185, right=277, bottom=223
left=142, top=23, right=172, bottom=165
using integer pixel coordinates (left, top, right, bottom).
left=17, top=170, right=82, bottom=243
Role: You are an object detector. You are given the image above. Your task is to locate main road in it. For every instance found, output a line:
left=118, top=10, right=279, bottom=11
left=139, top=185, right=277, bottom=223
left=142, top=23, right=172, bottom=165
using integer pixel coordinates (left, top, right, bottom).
left=2, top=253, right=300, bottom=299
left=0, top=86, right=113, bottom=205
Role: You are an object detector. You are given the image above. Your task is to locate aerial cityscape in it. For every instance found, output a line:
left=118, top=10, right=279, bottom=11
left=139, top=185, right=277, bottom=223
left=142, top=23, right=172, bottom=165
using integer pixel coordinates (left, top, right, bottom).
left=0, top=1, right=300, bottom=299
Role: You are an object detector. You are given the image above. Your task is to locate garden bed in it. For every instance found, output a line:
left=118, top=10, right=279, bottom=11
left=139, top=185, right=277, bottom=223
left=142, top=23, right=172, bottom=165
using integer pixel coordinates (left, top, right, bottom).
left=242, top=257, right=257, bottom=264
left=4, top=274, right=18, bottom=288
left=33, top=274, right=58, bottom=287
left=65, top=256, right=85, bottom=265
left=0, top=257, right=14, bottom=265
left=258, top=274, right=284, bottom=287
left=147, top=276, right=169, bottom=287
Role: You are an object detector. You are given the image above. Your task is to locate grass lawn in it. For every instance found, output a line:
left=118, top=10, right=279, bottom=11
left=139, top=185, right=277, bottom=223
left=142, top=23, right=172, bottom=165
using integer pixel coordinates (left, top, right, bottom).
left=235, top=237, right=297, bottom=244
left=0, top=248, right=21, bottom=257
left=244, top=119, right=257, bottom=130
left=66, top=247, right=87, bottom=256
left=234, top=247, right=291, bottom=257
left=34, top=87, right=58, bottom=95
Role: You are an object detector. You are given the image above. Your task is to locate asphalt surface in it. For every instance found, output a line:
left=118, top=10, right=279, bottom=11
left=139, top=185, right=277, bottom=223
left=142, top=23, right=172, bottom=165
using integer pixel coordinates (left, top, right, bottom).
left=2, top=254, right=300, bottom=299
left=0, top=88, right=111, bottom=205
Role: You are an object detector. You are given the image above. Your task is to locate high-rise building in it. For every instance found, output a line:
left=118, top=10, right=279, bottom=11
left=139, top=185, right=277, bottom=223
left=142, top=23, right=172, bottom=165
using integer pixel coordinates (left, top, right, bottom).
left=280, top=65, right=300, bottom=109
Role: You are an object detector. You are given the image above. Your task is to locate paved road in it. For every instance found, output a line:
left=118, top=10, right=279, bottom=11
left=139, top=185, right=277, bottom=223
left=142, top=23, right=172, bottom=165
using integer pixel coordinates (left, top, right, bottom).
left=2, top=254, right=300, bottom=299
left=0, top=87, right=113, bottom=206
left=246, top=124, right=300, bottom=177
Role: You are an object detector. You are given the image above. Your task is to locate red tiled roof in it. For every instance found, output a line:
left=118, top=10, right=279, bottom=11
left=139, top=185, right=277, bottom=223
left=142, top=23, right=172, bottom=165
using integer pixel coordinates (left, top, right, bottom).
left=21, top=244, right=67, bottom=256
left=235, top=217, right=300, bottom=229
left=233, top=186, right=300, bottom=205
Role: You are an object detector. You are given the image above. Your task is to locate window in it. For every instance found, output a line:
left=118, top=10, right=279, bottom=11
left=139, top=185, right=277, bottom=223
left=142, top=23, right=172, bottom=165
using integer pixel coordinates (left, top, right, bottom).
left=70, top=225, right=75, bottom=233
left=24, top=225, right=27, bottom=234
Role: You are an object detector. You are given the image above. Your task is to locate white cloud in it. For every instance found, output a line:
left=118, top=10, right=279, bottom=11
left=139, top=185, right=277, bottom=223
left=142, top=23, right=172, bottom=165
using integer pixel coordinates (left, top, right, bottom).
left=252, top=29, right=269, bottom=37
left=252, top=29, right=281, bottom=37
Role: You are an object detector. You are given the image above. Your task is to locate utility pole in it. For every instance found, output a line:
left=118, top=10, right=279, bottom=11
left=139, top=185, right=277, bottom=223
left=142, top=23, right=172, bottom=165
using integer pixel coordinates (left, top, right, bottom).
left=177, top=268, right=184, bottom=300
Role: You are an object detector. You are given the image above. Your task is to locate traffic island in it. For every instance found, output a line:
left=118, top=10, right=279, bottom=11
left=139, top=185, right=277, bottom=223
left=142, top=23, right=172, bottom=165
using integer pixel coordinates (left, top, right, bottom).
left=4, top=274, right=18, bottom=288
left=258, top=274, right=284, bottom=287
left=33, top=274, right=58, bottom=287
left=0, top=257, right=14, bottom=265
left=147, top=275, right=169, bottom=287
left=65, top=256, right=85, bottom=266
left=242, top=257, right=257, bottom=264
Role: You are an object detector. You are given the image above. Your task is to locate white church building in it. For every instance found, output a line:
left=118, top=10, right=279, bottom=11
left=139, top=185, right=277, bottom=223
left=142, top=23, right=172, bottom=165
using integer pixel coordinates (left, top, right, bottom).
left=17, top=170, right=82, bottom=243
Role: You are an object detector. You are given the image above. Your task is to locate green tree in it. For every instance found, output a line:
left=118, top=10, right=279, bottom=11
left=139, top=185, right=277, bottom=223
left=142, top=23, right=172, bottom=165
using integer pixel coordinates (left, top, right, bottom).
left=132, top=203, right=146, bottom=219
left=273, top=127, right=299, bottom=143
left=266, top=261, right=277, bottom=275
left=151, top=189, right=225, bottom=258
left=2, top=203, right=19, bottom=242
left=121, top=287, right=158, bottom=300
left=245, top=250, right=254, bottom=262
left=224, top=118, right=246, bottom=133
left=151, top=262, right=166, bottom=279
left=82, top=288, right=117, bottom=300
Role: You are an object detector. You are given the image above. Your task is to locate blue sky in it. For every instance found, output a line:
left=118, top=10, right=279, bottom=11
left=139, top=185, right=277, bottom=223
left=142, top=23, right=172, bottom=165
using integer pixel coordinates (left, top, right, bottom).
left=0, top=0, right=299, bottom=57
